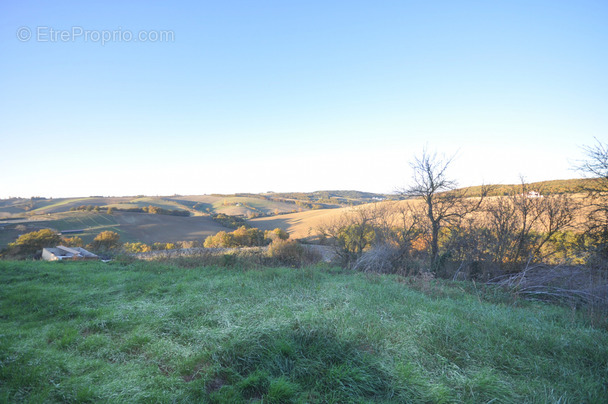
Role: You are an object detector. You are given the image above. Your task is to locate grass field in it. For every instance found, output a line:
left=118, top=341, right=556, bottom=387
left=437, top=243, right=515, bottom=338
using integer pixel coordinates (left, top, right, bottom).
left=1, top=261, right=606, bottom=403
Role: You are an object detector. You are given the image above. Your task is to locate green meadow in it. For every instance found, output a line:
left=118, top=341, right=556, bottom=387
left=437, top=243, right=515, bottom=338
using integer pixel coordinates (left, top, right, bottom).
left=1, top=261, right=606, bottom=403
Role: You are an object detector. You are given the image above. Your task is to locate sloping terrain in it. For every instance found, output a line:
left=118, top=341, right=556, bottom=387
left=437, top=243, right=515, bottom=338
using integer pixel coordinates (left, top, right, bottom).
left=113, top=212, right=230, bottom=244
left=0, top=261, right=606, bottom=402
left=249, top=207, right=353, bottom=239
left=0, top=180, right=596, bottom=247
left=0, top=211, right=233, bottom=248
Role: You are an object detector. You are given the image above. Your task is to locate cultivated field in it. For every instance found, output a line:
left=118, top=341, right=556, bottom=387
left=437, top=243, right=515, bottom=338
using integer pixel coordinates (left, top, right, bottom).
left=0, top=180, right=598, bottom=249
left=0, top=194, right=311, bottom=248
left=112, top=212, right=229, bottom=244
left=249, top=207, right=353, bottom=239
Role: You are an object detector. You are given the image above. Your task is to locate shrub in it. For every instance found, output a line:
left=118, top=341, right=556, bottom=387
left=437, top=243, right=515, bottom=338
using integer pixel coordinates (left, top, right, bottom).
left=150, top=242, right=177, bottom=250
left=233, top=226, right=265, bottom=247
left=267, top=239, right=322, bottom=267
left=151, top=242, right=175, bottom=250
left=6, top=229, right=61, bottom=257
left=91, top=231, right=121, bottom=251
left=204, top=226, right=267, bottom=248
left=264, top=228, right=289, bottom=242
left=123, top=242, right=152, bottom=253
left=211, top=214, right=250, bottom=229
left=61, top=236, right=84, bottom=247
left=204, top=231, right=234, bottom=248
left=353, top=243, right=403, bottom=274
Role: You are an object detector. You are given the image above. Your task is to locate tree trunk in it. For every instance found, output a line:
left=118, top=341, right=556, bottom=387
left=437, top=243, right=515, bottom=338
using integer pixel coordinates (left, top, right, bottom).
left=431, top=221, right=440, bottom=270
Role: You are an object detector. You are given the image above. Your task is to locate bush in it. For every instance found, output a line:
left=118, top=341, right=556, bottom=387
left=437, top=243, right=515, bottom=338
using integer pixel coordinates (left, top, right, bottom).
left=123, top=242, right=152, bottom=253
left=264, top=228, right=289, bottom=242
left=353, top=243, right=403, bottom=274
left=211, top=213, right=250, bottom=229
left=91, top=231, right=121, bottom=251
left=204, top=231, right=233, bottom=248
left=6, top=229, right=61, bottom=257
left=267, top=239, right=322, bottom=267
left=152, top=242, right=177, bottom=250
left=204, top=226, right=267, bottom=248
left=233, top=226, right=265, bottom=247
left=61, top=236, right=84, bottom=248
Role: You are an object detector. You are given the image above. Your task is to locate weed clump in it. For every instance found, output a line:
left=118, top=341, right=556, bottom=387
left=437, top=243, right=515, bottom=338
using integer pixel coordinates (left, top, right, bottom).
left=267, top=239, right=322, bottom=267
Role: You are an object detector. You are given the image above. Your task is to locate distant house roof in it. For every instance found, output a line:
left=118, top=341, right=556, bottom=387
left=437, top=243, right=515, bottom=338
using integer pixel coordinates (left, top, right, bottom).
left=59, top=229, right=84, bottom=235
left=42, top=246, right=99, bottom=261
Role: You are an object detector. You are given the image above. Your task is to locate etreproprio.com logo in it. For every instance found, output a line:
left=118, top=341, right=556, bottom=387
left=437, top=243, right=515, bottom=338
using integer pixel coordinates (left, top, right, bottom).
left=17, top=26, right=174, bottom=45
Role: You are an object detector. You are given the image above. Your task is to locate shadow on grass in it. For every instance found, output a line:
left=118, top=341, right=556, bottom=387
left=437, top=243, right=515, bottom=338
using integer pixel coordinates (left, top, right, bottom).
left=182, top=321, right=403, bottom=403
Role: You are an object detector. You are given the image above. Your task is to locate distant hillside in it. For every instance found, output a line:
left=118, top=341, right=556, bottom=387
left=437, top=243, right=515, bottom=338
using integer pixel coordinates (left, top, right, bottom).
left=267, top=190, right=387, bottom=200
left=459, top=178, right=596, bottom=197
left=248, top=207, right=353, bottom=240
left=1, top=182, right=596, bottom=248
left=0, top=210, right=233, bottom=249
left=261, top=190, right=389, bottom=209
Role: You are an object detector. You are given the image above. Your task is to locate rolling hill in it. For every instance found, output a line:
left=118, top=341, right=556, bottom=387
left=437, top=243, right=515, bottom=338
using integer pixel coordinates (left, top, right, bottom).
left=248, top=207, right=353, bottom=239
left=0, top=178, right=596, bottom=248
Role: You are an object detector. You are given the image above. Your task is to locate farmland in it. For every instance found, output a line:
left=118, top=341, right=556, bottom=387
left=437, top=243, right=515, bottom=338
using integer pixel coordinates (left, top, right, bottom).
left=0, top=192, right=384, bottom=249
left=1, top=179, right=595, bottom=250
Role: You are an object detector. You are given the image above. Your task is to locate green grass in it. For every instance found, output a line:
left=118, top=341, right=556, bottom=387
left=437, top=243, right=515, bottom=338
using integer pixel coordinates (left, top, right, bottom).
left=0, top=261, right=606, bottom=403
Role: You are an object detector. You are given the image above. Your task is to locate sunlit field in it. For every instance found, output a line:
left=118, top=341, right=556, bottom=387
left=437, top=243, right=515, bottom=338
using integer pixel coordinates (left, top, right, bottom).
left=1, top=260, right=606, bottom=403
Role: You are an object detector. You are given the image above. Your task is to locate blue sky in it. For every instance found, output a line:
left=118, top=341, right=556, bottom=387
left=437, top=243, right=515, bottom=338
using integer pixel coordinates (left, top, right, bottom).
left=1, top=1, right=607, bottom=198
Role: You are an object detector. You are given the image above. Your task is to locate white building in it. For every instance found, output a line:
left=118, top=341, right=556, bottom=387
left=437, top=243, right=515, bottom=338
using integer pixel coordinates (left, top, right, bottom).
left=42, top=246, right=99, bottom=261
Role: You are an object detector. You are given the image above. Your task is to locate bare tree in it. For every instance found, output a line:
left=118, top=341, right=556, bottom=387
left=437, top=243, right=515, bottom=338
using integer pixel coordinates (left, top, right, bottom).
left=318, top=204, right=380, bottom=266
left=482, top=180, right=577, bottom=269
left=400, top=149, right=487, bottom=270
left=510, top=179, right=545, bottom=264
left=483, top=194, right=520, bottom=266
left=578, top=138, right=608, bottom=264
left=535, top=193, right=577, bottom=259
left=389, top=201, right=423, bottom=256
left=579, top=138, right=608, bottom=184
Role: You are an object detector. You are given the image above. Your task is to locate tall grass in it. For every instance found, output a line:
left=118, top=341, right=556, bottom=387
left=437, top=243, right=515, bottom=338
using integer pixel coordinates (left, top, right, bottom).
left=0, top=260, right=606, bottom=403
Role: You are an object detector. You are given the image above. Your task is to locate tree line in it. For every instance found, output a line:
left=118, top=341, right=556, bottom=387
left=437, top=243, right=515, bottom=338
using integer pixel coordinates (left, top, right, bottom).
left=71, top=205, right=189, bottom=217
left=0, top=225, right=292, bottom=259
left=319, top=139, right=608, bottom=278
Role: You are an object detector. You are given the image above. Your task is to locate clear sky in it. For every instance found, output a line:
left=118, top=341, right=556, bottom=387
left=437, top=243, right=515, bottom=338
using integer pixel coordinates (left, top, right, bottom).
left=1, top=1, right=607, bottom=198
